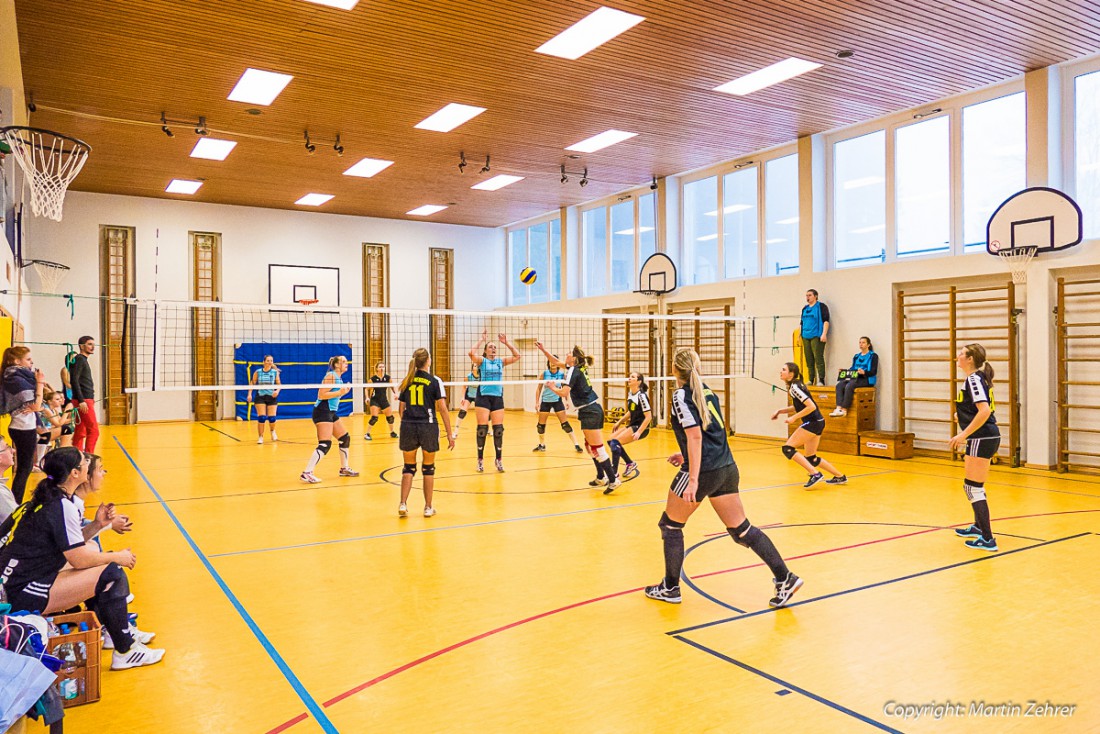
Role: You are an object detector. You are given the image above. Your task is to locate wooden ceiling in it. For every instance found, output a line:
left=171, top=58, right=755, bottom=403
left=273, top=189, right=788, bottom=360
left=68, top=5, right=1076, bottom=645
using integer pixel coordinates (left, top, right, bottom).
left=13, top=0, right=1100, bottom=228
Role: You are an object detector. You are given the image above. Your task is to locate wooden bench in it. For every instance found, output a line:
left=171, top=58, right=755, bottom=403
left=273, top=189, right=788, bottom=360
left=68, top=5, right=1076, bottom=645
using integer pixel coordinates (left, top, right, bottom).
left=788, top=386, right=876, bottom=456
left=859, top=430, right=915, bottom=459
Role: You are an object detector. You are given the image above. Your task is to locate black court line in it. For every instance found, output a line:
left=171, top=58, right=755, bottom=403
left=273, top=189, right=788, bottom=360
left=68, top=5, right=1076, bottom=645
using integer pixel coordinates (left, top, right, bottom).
left=673, top=636, right=903, bottom=733
left=668, top=532, right=1091, bottom=637
left=681, top=537, right=746, bottom=614
left=200, top=423, right=241, bottom=442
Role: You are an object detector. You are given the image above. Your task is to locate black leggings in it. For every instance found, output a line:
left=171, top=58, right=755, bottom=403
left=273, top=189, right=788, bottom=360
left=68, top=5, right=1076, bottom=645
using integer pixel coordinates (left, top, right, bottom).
left=9, top=427, right=38, bottom=504
left=835, top=376, right=871, bottom=410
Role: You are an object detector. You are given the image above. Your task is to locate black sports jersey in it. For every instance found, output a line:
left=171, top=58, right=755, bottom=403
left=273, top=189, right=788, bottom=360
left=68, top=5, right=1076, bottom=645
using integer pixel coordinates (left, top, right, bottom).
left=369, top=374, right=390, bottom=400
left=627, top=390, right=652, bottom=428
left=0, top=496, right=85, bottom=601
left=955, top=371, right=999, bottom=437
left=670, top=383, right=733, bottom=473
left=398, top=370, right=446, bottom=423
left=565, top=365, right=599, bottom=407
left=788, top=381, right=824, bottom=422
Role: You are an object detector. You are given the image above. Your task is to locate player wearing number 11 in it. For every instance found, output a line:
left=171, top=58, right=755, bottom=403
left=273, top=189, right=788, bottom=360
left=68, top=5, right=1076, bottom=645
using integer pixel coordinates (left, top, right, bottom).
left=396, top=348, right=454, bottom=518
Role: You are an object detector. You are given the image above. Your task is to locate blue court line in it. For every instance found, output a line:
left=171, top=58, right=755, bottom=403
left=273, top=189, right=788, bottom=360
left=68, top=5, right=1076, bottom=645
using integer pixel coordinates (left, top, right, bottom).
left=680, top=536, right=745, bottom=613
left=200, top=423, right=241, bottom=442
left=673, top=636, right=903, bottom=733
left=667, top=532, right=1091, bottom=637
left=113, top=437, right=339, bottom=734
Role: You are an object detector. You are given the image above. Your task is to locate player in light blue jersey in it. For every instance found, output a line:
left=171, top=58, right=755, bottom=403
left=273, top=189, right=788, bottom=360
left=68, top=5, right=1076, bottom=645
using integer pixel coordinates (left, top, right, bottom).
left=468, top=331, right=520, bottom=473
left=247, top=355, right=281, bottom=444
left=532, top=360, right=582, bottom=453
left=300, top=355, right=358, bottom=484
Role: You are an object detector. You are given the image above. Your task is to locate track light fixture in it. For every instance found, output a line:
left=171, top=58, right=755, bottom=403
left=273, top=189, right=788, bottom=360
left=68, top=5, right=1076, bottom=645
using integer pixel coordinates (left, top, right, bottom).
left=480, top=155, right=491, bottom=174
left=913, top=107, right=943, bottom=120
left=732, top=160, right=754, bottom=170
left=304, top=130, right=316, bottom=154
left=560, top=165, right=568, bottom=184
left=195, top=117, right=209, bottom=136
left=333, top=134, right=344, bottom=156
left=160, top=112, right=174, bottom=138
left=650, top=175, right=658, bottom=191
left=579, top=168, right=589, bottom=188
left=459, top=152, right=467, bottom=174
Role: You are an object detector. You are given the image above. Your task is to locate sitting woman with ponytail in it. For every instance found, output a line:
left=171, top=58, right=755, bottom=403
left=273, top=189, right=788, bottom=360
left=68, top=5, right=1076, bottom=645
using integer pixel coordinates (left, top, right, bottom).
left=608, top=371, right=652, bottom=481
left=0, top=447, right=165, bottom=669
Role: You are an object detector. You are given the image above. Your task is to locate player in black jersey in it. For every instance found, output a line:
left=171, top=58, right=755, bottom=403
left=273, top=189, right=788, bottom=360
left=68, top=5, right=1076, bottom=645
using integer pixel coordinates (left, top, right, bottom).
left=644, top=349, right=802, bottom=608
left=948, top=343, right=1001, bottom=551
left=535, top=341, right=620, bottom=493
left=364, top=362, right=398, bottom=441
left=608, top=372, right=652, bottom=481
left=396, top=348, right=455, bottom=518
left=773, top=362, right=846, bottom=488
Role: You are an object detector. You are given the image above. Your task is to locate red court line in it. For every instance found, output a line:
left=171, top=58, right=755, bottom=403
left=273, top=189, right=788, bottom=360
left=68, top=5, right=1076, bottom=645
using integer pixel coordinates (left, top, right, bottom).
left=265, top=507, right=1100, bottom=733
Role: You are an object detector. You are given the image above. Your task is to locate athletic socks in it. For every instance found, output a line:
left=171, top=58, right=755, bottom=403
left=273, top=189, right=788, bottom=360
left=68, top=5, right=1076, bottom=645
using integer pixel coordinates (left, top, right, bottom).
left=972, top=499, right=993, bottom=541
left=305, top=448, right=324, bottom=473
left=730, top=525, right=790, bottom=580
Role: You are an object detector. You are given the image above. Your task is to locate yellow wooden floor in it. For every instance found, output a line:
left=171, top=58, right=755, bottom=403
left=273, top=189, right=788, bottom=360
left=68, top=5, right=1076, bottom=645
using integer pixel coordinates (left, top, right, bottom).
left=33, top=412, right=1100, bottom=733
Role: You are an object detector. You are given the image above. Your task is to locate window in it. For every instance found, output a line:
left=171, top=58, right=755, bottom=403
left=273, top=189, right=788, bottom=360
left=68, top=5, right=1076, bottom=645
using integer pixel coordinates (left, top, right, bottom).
left=581, top=191, right=662, bottom=295
left=1074, top=69, right=1100, bottom=240
left=896, top=116, right=950, bottom=257
left=508, top=219, right=562, bottom=305
left=583, top=207, right=608, bottom=296
left=764, top=154, right=799, bottom=276
left=610, top=200, right=634, bottom=292
left=683, top=176, right=719, bottom=285
left=638, top=192, right=657, bottom=264
left=962, top=92, right=1026, bottom=251
left=722, top=168, right=758, bottom=279
left=833, top=130, right=886, bottom=268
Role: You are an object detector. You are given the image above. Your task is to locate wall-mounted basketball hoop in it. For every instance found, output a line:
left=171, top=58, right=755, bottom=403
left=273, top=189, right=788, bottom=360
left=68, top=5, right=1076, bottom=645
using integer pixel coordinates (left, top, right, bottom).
left=986, top=187, right=1082, bottom=284
left=0, top=126, right=91, bottom=222
left=636, top=252, right=677, bottom=296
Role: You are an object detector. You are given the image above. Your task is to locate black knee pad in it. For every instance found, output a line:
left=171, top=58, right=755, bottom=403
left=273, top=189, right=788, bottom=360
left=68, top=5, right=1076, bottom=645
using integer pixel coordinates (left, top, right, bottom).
left=659, top=511, right=686, bottom=537
left=368, top=416, right=378, bottom=426
left=537, top=423, right=546, bottom=435
left=386, top=415, right=395, bottom=425
left=608, top=439, right=621, bottom=455
left=476, top=425, right=489, bottom=439
left=807, top=454, right=821, bottom=467
left=402, top=463, right=417, bottom=476
left=339, top=434, right=351, bottom=449
left=728, top=518, right=753, bottom=547
left=421, top=463, right=436, bottom=476
left=561, top=422, right=573, bottom=433
left=94, top=563, right=130, bottom=600
left=492, top=424, right=504, bottom=438
left=782, top=445, right=797, bottom=460
left=318, top=440, right=332, bottom=455
left=458, top=409, right=467, bottom=420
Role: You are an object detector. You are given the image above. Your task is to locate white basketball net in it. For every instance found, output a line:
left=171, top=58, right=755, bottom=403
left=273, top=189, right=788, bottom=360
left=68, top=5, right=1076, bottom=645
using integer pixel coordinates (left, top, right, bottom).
left=30, top=260, right=71, bottom=294
left=996, top=245, right=1037, bottom=285
left=0, top=127, right=90, bottom=222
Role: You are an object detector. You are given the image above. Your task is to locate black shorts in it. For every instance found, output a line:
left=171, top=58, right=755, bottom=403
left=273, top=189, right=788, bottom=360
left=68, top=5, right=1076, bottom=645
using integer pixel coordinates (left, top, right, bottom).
left=61, top=424, right=74, bottom=436
left=800, top=418, right=826, bottom=436
left=254, top=394, right=278, bottom=406
left=4, top=581, right=53, bottom=615
left=400, top=422, right=440, bottom=453
left=464, top=392, right=477, bottom=403
left=578, top=403, right=604, bottom=431
left=629, top=425, right=650, bottom=441
left=38, top=432, right=52, bottom=445
left=538, top=400, right=565, bottom=413
left=670, top=462, right=740, bottom=500
left=312, top=404, right=339, bottom=424
left=475, top=394, right=505, bottom=412
left=965, top=433, right=1001, bottom=459
left=369, top=396, right=391, bottom=410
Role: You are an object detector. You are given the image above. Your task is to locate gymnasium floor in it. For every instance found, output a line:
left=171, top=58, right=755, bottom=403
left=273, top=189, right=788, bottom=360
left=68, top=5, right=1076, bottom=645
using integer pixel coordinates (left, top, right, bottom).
left=47, top=411, right=1100, bottom=733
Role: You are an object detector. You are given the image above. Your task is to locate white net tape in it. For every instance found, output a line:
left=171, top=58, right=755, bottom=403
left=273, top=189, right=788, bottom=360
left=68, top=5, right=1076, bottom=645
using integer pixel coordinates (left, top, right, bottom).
left=996, top=246, right=1037, bottom=285
left=30, top=260, right=71, bottom=294
left=0, top=127, right=90, bottom=222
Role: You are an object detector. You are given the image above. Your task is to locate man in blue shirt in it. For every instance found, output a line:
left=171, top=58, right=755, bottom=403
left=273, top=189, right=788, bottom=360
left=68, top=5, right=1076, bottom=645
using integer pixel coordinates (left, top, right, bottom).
left=800, top=289, right=831, bottom=386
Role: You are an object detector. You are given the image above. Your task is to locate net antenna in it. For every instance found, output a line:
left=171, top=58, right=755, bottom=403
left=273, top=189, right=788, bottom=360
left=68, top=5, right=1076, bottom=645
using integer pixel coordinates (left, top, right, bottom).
left=0, top=126, right=92, bottom=222
left=24, top=259, right=71, bottom=294
left=985, top=187, right=1083, bottom=285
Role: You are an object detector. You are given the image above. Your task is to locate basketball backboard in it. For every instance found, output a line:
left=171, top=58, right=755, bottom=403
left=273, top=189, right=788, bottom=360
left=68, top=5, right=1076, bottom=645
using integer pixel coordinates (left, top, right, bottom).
left=986, top=187, right=1082, bottom=255
left=637, top=252, right=677, bottom=295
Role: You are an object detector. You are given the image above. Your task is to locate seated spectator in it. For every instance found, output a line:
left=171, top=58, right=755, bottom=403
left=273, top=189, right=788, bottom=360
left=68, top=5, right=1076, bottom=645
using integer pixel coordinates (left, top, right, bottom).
left=831, top=337, right=878, bottom=417
left=0, top=447, right=165, bottom=669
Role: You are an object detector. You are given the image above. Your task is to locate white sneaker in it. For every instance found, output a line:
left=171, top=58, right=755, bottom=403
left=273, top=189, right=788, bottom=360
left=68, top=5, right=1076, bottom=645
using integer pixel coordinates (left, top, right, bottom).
left=451, top=431, right=459, bottom=440
left=300, top=471, right=321, bottom=484
left=103, top=625, right=156, bottom=650
left=398, top=502, right=408, bottom=517
left=424, top=506, right=436, bottom=517
left=257, top=437, right=264, bottom=444
left=829, top=409, right=842, bottom=417
left=111, top=641, right=165, bottom=670
left=271, top=431, right=278, bottom=442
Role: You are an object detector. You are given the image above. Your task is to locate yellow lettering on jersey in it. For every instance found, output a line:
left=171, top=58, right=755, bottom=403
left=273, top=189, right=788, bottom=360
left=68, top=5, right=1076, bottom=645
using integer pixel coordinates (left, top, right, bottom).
left=702, top=389, right=724, bottom=428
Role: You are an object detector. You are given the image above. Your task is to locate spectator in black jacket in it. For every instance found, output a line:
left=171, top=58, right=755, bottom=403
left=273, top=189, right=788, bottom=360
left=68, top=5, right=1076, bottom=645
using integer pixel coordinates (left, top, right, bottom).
left=70, top=335, right=99, bottom=452
left=831, top=337, right=878, bottom=417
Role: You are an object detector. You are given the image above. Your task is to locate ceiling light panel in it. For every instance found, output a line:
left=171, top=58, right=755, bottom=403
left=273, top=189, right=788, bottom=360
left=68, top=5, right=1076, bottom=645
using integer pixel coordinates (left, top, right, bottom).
left=296, top=193, right=334, bottom=206
left=408, top=205, right=448, bottom=216
left=190, top=138, right=237, bottom=161
left=566, top=129, right=637, bottom=153
left=714, top=57, right=822, bottom=96
left=228, top=68, right=294, bottom=105
left=343, top=158, right=395, bottom=178
left=471, top=175, right=524, bottom=191
left=165, top=179, right=203, bottom=195
left=414, top=103, right=486, bottom=132
left=536, top=7, right=645, bottom=60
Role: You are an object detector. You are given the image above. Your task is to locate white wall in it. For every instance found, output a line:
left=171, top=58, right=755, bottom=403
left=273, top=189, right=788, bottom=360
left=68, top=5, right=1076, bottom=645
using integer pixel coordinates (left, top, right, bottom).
left=25, top=192, right=505, bottom=421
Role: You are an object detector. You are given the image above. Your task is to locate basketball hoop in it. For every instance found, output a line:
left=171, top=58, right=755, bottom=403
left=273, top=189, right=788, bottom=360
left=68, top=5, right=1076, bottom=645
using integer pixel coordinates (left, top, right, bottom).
left=297, top=299, right=319, bottom=307
left=990, top=241, right=1037, bottom=285
left=0, top=126, right=91, bottom=222
left=23, top=259, right=71, bottom=294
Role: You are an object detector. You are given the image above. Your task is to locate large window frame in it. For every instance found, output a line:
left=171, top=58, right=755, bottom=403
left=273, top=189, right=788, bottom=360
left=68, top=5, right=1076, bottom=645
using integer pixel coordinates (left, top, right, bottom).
left=579, top=188, right=660, bottom=297
left=506, top=213, right=562, bottom=306
left=1063, top=54, right=1100, bottom=243
left=679, top=144, right=799, bottom=285
left=825, top=80, right=1026, bottom=270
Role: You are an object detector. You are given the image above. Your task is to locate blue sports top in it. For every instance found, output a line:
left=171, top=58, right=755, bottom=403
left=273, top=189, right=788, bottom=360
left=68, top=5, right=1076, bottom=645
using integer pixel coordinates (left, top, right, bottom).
left=465, top=372, right=478, bottom=400
left=315, top=370, right=343, bottom=411
left=849, top=351, right=878, bottom=386
left=541, top=369, right=565, bottom=403
left=255, top=367, right=279, bottom=396
left=479, top=358, right=504, bottom=397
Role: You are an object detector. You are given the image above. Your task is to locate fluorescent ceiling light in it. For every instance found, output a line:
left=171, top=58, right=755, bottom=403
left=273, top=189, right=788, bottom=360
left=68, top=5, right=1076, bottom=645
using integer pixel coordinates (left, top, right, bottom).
left=705, top=204, right=753, bottom=216
left=295, top=193, right=334, bottom=206
left=566, top=129, right=637, bottom=153
left=227, top=68, right=294, bottom=106
left=714, top=57, right=822, bottom=96
left=190, top=138, right=237, bottom=161
left=535, top=7, right=645, bottom=60
left=850, top=224, right=885, bottom=234
left=843, top=176, right=884, bottom=190
left=165, top=179, right=203, bottom=195
left=343, top=158, right=395, bottom=178
left=697, top=234, right=719, bottom=241
left=408, top=204, right=448, bottom=216
left=302, top=0, right=359, bottom=8
left=614, top=226, right=655, bottom=236
left=415, top=103, right=486, bottom=132
left=776, top=216, right=799, bottom=225
left=472, top=174, right=524, bottom=191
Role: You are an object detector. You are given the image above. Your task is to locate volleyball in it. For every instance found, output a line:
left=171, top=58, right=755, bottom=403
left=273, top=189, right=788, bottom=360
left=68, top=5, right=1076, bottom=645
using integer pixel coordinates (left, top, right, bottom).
left=520, top=267, right=537, bottom=285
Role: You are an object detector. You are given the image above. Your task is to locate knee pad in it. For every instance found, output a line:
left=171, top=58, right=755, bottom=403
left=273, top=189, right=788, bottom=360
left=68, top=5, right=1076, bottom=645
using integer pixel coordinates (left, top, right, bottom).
left=268, top=417, right=277, bottom=425
left=807, top=454, right=822, bottom=467
left=492, top=424, right=504, bottom=439
left=536, top=422, right=546, bottom=435
left=339, top=434, right=351, bottom=449
left=458, top=409, right=467, bottom=420
left=476, top=425, right=489, bottom=439
left=561, top=422, right=573, bottom=433
left=387, top=415, right=395, bottom=425
left=658, top=511, right=686, bottom=533
left=593, top=444, right=609, bottom=462
left=368, top=416, right=378, bottom=426
left=94, top=563, right=130, bottom=600
left=421, top=463, right=436, bottom=476
left=318, top=440, right=332, bottom=455
left=256, top=415, right=267, bottom=424
left=728, top=518, right=753, bottom=547
left=782, top=445, right=797, bottom=460
left=402, top=463, right=417, bottom=476
left=964, top=481, right=986, bottom=502
left=608, top=439, right=621, bottom=455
